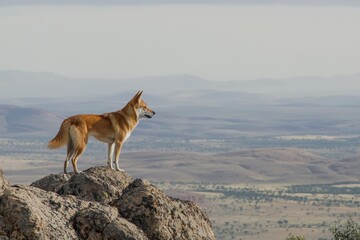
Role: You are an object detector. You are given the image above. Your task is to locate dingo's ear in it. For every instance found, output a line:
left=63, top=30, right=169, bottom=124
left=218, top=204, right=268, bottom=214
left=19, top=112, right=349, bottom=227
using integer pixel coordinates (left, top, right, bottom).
left=132, top=90, right=143, bottom=102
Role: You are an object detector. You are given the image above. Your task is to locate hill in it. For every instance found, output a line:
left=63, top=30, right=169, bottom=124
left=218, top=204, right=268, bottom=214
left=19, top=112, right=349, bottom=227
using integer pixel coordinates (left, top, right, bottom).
left=0, top=105, right=63, bottom=136
left=328, top=155, right=360, bottom=176
left=1, top=144, right=359, bottom=185
left=114, top=148, right=358, bottom=184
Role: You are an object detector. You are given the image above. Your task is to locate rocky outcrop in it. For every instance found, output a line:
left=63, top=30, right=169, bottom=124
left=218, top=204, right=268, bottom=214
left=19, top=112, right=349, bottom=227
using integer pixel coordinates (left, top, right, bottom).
left=31, top=166, right=133, bottom=204
left=0, top=167, right=215, bottom=240
left=117, top=179, right=216, bottom=240
left=0, top=185, right=147, bottom=239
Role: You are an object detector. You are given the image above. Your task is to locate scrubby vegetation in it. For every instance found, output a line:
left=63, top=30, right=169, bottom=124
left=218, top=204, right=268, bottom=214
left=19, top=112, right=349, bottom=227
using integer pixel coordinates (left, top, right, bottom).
left=287, top=218, right=360, bottom=240
left=330, top=218, right=360, bottom=240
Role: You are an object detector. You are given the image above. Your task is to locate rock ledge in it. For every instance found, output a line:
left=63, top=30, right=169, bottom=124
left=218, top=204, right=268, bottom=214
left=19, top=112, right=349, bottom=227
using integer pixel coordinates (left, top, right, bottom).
left=0, top=167, right=215, bottom=240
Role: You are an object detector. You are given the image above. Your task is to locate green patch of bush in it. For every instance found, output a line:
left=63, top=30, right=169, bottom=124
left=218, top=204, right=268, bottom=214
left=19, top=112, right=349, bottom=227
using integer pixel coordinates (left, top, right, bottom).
left=330, top=218, right=360, bottom=240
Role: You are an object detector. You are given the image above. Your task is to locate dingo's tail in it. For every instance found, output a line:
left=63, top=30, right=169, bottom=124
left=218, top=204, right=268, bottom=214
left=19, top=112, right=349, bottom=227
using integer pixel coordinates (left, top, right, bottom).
left=48, top=119, right=71, bottom=149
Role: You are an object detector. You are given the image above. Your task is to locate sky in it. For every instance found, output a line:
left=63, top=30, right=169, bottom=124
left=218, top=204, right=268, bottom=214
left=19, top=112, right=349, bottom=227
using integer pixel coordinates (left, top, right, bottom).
left=0, top=1, right=359, bottom=81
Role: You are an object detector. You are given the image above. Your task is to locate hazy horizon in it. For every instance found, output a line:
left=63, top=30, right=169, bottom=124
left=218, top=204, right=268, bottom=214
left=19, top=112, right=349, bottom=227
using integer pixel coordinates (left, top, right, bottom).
left=0, top=2, right=359, bottom=81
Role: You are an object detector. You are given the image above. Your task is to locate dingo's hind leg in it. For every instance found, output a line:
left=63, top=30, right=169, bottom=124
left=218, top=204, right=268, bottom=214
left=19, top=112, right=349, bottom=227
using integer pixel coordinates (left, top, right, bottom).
left=71, top=145, right=85, bottom=174
left=69, top=125, right=87, bottom=174
left=64, top=128, right=75, bottom=174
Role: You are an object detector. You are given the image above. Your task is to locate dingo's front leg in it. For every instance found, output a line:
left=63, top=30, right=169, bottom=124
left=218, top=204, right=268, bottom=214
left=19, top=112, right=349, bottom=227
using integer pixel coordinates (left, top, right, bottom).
left=114, top=141, right=124, bottom=172
left=107, top=143, right=115, bottom=169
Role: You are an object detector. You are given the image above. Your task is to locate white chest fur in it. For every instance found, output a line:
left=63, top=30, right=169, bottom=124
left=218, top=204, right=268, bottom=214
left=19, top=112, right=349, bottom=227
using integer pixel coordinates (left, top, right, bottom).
left=123, top=121, right=138, bottom=143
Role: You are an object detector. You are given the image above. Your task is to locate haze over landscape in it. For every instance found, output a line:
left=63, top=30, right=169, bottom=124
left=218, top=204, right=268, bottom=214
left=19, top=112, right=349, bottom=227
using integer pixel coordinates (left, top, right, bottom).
left=1, top=1, right=359, bottom=80
left=1, top=1, right=360, bottom=239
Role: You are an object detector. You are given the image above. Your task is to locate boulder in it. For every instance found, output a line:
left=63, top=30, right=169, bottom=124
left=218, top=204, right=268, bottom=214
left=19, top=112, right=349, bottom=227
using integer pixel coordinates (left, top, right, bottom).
left=74, top=205, right=148, bottom=240
left=0, top=185, right=86, bottom=239
left=0, top=185, right=147, bottom=240
left=116, top=179, right=216, bottom=240
left=31, top=166, right=133, bottom=204
left=30, top=172, right=72, bottom=193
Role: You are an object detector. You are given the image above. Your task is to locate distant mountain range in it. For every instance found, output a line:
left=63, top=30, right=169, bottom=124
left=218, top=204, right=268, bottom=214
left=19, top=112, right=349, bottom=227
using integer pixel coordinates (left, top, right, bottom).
left=1, top=70, right=360, bottom=99
left=1, top=70, right=360, bottom=138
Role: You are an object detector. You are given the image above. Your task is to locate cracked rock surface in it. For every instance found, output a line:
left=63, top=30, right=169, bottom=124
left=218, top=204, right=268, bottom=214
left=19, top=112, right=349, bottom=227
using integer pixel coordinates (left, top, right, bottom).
left=31, top=166, right=133, bottom=204
left=0, top=167, right=215, bottom=240
left=117, top=179, right=216, bottom=240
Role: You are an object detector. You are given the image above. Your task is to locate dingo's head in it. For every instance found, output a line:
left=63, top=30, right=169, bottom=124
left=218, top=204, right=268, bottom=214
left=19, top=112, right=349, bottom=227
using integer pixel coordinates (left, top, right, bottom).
left=131, top=90, right=156, bottom=119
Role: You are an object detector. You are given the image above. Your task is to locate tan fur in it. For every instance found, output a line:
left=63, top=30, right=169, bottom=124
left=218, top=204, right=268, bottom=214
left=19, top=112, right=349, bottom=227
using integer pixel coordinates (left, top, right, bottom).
left=48, top=91, right=155, bottom=174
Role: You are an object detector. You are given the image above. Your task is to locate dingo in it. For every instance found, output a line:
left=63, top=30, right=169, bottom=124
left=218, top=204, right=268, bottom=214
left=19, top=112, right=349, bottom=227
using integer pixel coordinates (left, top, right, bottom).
left=48, top=91, right=155, bottom=174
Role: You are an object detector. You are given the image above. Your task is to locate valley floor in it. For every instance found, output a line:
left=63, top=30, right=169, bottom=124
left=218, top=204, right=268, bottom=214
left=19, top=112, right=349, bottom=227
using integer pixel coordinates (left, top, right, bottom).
left=1, top=136, right=360, bottom=240
left=157, top=182, right=360, bottom=240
